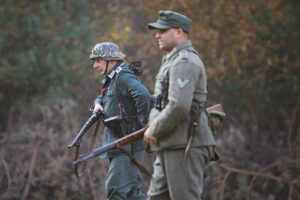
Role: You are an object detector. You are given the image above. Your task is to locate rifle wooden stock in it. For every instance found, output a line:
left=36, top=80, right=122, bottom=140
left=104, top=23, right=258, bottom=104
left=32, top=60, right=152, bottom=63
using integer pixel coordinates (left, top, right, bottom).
left=73, top=127, right=147, bottom=166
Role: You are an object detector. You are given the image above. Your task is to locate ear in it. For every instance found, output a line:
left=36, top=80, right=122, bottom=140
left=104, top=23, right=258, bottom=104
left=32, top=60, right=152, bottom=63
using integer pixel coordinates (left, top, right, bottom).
left=175, top=28, right=185, bottom=38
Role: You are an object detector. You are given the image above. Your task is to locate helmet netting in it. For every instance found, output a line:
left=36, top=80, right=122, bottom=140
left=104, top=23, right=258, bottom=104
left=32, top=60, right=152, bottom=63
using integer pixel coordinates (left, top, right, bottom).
left=90, top=42, right=126, bottom=60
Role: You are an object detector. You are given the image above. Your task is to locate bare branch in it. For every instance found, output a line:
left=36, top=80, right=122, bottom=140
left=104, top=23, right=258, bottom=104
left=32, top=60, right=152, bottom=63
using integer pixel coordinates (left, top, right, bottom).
left=219, top=171, right=231, bottom=200
left=1, top=158, right=12, bottom=189
left=21, top=146, right=38, bottom=200
left=220, top=164, right=300, bottom=187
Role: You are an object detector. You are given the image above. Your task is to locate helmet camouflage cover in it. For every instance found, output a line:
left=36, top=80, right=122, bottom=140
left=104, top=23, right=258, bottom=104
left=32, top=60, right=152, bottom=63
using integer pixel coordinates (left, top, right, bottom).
left=90, top=42, right=126, bottom=61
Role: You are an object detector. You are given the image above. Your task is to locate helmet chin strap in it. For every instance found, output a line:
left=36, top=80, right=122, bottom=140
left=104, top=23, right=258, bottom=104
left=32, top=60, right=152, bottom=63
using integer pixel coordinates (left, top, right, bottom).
left=104, top=60, right=109, bottom=75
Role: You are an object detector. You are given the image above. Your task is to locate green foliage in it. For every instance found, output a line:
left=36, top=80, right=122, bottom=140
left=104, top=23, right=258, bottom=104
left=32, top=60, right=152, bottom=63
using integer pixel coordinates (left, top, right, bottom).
left=0, top=0, right=95, bottom=131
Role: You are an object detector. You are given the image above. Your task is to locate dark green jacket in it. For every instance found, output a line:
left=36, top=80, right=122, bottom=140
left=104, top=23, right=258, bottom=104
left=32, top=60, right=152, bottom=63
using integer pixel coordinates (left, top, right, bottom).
left=94, top=62, right=151, bottom=157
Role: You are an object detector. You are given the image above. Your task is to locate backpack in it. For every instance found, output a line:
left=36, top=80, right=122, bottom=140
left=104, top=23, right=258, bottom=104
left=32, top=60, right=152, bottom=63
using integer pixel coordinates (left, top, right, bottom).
left=129, top=61, right=143, bottom=76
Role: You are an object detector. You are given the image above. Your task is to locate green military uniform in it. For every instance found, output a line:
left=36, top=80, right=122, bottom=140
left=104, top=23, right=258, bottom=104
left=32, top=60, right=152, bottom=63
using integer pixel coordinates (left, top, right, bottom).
left=95, top=62, right=150, bottom=156
left=91, top=42, right=151, bottom=200
left=147, top=11, right=218, bottom=200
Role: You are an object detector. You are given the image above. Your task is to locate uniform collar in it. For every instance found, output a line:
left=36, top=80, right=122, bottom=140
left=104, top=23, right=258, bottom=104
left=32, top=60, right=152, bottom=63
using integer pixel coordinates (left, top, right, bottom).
left=165, top=40, right=192, bottom=60
left=105, top=61, right=125, bottom=79
left=101, top=62, right=125, bottom=85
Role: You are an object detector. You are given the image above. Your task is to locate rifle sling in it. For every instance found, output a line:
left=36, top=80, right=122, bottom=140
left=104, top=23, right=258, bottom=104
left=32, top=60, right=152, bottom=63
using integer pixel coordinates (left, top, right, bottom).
left=74, top=144, right=81, bottom=177
left=117, top=146, right=151, bottom=176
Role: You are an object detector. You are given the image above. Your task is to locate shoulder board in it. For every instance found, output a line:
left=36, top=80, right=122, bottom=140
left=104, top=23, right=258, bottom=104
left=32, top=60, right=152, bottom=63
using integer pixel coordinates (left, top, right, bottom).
left=179, top=50, right=189, bottom=60
left=115, top=63, right=125, bottom=73
left=115, top=66, right=123, bottom=73
left=186, top=48, right=199, bottom=55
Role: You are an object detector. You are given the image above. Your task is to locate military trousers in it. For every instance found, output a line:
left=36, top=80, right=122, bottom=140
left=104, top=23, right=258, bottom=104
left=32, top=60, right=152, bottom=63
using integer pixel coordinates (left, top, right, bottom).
left=105, top=151, right=147, bottom=200
left=147, top=147, right=214, bottom=200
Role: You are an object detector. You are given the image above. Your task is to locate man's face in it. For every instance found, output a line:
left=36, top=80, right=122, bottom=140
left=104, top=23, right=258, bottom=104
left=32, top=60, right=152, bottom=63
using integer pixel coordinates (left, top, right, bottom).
left=155, top=28, right=178, bottom=52
left=93, top=58, right=107, bottom=76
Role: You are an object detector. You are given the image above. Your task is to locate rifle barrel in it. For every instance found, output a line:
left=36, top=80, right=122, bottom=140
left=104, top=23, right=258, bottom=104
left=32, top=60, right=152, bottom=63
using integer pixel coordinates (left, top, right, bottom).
left=73, top=127, right=147, bottom=166
left=73, top=142, right=116, bottom=165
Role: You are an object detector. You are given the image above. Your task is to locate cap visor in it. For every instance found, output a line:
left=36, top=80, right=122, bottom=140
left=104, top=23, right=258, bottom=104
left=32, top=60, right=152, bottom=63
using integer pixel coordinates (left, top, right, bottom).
left=147, top=22, right=170, bottom=30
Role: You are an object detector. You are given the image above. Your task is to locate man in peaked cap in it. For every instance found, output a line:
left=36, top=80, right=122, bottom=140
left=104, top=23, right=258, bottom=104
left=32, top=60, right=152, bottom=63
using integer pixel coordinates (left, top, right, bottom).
left=144, top=11, right=219, bottom=200
left=148, top=10, right=192, bottom=33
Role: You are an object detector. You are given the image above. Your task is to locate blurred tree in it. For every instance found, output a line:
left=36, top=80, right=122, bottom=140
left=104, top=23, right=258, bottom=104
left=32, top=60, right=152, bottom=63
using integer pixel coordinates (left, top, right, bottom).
left=0, top=0, right=95, bottom=132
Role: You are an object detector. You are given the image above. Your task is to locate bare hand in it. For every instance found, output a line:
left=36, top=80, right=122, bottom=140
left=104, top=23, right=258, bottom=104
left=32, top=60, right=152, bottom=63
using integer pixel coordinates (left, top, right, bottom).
left=93, top=103, right=104, bottom=113
left=144, top=128, right=158, bottom=144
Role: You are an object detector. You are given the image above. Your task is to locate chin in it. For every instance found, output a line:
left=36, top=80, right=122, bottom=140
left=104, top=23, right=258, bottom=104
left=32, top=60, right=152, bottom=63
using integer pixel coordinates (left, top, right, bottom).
left=161, top=47, right=171, bottom=52
left=159, top=45, right=166, bottom=50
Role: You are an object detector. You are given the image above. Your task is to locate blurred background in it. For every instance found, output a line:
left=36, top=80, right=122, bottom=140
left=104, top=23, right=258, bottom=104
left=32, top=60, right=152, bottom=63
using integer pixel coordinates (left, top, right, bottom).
left=0, top=0, right=299, bottom=199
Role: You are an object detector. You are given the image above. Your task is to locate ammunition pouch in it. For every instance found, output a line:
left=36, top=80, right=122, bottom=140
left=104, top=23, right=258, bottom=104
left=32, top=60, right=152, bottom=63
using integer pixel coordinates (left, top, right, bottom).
left=104, top=115, right=141, bottom=138
left=207, top=110, right=225, bottom=135
left=104, top=115, right=125, bottom=138
left=104, top=115, right=123, bottom=128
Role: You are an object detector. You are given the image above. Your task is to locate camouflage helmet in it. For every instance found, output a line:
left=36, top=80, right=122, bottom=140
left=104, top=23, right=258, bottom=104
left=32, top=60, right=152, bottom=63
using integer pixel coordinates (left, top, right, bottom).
left=90, top=42, right=126, bottom=61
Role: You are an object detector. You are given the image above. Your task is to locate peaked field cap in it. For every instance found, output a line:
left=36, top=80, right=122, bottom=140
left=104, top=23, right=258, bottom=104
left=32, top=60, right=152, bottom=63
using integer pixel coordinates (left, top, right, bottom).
left=148, top=10, right=193, bottom=33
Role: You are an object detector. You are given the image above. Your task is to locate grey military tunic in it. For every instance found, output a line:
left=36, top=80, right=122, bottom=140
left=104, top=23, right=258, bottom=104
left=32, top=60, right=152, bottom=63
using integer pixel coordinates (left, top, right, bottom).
left=147, top=41, right=218, bottom=200
left=148, top=41, right=216, bottom=151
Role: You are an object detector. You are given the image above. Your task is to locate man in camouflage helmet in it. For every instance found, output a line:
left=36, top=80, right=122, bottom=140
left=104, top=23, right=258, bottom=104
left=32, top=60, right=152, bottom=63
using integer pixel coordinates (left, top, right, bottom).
left=144, top=11, right=219, bottom=200
left=91, top=42, right=151, bottom=200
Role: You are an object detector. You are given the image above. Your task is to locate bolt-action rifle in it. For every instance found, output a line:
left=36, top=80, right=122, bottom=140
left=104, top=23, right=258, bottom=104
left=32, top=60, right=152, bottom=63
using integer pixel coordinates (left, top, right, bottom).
left=74, top=126, right=150, bottom=175
left=73, top=104, right=225, bottom=172
left=67, top=109, right=103, bottom=177
left=68, top=110, right=103, bottom=149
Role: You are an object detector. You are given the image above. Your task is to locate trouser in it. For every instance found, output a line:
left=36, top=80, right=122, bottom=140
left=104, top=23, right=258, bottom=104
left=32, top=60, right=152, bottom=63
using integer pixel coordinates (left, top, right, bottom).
left=147, top=147, right=214, bottom=200
left=105, top=151, right=147, bottom=200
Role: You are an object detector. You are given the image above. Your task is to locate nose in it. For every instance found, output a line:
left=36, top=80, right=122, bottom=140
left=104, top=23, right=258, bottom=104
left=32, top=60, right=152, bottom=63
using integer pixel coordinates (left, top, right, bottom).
left=93, top=61, right=98, bottom=69
left=155, top=32, right=160, bottom=39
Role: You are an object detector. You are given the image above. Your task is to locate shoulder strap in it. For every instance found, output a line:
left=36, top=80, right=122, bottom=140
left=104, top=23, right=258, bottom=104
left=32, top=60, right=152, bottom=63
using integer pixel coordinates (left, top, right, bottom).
left=185, top=47, right=199, bottom=55
left=114, top=64, right=130, bottom=120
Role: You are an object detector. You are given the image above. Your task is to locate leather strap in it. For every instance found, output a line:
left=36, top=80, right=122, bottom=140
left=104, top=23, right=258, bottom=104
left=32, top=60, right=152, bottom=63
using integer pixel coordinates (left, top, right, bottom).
left=117, top=146, right=151, bottom=176
left=184, top=102, right=205, bottom=161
